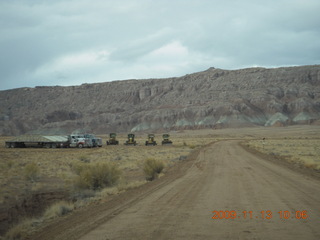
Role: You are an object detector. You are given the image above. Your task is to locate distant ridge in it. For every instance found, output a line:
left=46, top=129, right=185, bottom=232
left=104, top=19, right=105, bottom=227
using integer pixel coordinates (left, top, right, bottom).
left=1, top=65, right=320, bottom=135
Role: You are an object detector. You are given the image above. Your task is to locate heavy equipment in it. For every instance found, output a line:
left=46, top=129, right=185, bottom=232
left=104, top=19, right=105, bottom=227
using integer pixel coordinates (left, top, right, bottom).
left=106, top=133, right=119, bottom=145
left=124, top=133, right=137, bottom=145
left=161, top=134, right=173, bottom=145
left=145, top=133, right=157, bottom=146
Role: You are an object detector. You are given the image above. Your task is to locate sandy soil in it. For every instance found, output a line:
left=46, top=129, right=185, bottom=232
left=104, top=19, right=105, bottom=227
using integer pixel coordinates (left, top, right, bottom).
left=27, top=138, right=320, bottom=240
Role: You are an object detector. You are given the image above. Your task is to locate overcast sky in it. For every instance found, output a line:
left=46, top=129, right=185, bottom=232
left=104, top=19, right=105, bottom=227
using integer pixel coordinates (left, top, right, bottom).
left=1, top=0, right=319, bottom=90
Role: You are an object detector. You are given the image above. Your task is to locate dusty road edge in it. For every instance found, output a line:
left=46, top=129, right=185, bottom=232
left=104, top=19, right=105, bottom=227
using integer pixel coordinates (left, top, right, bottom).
left=240, top=140, right=320, bottom=180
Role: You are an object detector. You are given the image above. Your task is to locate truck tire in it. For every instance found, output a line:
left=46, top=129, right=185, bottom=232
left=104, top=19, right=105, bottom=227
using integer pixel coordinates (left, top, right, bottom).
left=78, top=143, right=84, bottom=148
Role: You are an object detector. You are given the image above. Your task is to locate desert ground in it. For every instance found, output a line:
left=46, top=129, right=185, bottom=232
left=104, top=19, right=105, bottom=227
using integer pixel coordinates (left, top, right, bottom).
left=1, top=125, right=320, bottom=239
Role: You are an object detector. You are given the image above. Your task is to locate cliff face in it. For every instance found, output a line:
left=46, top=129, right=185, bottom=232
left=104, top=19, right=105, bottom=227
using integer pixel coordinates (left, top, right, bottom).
left=1, top=65, right=320, bottom=135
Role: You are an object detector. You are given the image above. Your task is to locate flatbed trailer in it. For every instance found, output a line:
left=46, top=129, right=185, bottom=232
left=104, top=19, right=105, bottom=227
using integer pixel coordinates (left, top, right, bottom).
left=5, top=135, right=69, bottom=148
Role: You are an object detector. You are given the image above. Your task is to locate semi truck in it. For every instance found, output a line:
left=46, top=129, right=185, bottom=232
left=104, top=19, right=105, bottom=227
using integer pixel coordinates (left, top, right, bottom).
left=5, top=134, right=102, bottom=148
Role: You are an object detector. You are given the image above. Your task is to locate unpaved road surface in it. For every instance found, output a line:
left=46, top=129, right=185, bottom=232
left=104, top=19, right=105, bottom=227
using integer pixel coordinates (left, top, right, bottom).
left=30, top=141, right=320, bottom=240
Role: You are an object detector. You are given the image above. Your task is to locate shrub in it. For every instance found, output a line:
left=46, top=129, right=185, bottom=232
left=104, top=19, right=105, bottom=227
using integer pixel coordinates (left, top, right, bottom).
left=43, top=201, right=74, bottom=219
left=24, top=162, right=40, bottom=181
left=79, top=155, right=90, bottom=163
left=304, top=163, right=317, bottom=169
left=4, top=218, right=41, bottom=240
left=71, top=189, right=96, bottom=202
left=74, top=162, right=121, bottom=190
left=143, top=158, right=164, bottom=181
left=188, top=144, right=196, bottom=149
left=71, top=162, right=85, bottom=175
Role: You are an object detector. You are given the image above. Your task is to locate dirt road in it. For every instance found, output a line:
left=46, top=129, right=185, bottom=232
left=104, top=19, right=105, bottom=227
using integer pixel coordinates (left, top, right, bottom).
left=30, top=140, right=320, bottom=240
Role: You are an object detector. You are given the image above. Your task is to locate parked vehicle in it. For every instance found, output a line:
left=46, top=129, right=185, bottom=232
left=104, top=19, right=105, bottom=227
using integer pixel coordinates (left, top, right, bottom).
left=5, top=133, right=102, bottom=148
left=162, top=134, right=173, bottom=145
left=106, top=133, right=119, bottom=145
left=68, top=134, right=102, bottom=148
left=145, top=134, right=157, bottom=146
left=124, top=133, right=137, bottom=146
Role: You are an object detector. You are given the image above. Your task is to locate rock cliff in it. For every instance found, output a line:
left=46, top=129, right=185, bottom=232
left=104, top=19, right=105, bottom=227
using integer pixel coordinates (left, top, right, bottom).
left=1, top=65, right=320, bottom=135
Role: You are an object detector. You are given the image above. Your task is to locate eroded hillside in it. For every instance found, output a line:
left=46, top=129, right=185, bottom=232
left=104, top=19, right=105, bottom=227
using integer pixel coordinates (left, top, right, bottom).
left=1, top=65, right=320, bottom=135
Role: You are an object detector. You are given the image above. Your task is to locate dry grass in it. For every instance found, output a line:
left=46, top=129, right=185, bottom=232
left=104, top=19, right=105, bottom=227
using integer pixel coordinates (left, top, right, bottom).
left=4, top=217, right=42, bottom=240
left=247, top=138, right=320, bottom=170
left=24, top=162, right=40, bottom=181
left=143, top=158, right=165, bottom=181
left=43, top=201, right=74, bottom=219
left=0, top=133, right=211, bottom=212
left=3, top=201, right=74, bottom=240
left=73, top=162, right=121, bottom=190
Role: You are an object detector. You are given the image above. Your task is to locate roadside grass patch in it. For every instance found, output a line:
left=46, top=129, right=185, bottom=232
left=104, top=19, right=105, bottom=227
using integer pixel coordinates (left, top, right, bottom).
left=43, top=201, right=74, bottom=219
left=4, top=216, right=44, bottom=240
left=143, top=158, right=165, bottom=181
left=247, top=139, right=320, bottom=170
left=4, top=201, right=74, bottom=240
left=73, top=162, right=121, bottom=190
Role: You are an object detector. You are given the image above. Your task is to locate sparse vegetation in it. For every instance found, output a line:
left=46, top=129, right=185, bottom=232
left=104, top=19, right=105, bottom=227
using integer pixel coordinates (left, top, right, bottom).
left=0, top=133, right=210, bottom=237
left=79, top=155, right=90, bottom=163
left=4, top=201, right=74, bottom=240
left=247, top=138, right=320, bottom=170
left=74, top=162, right=121, bottom=190
left=188, top=144, right=197, bottom=149
left=4, top=218, right=38, bottom=240
left=43, top=201, right=74, bottom=219
left=24, top=162, right=40, bottom=181
left=143, top=158, right=165, bottom=181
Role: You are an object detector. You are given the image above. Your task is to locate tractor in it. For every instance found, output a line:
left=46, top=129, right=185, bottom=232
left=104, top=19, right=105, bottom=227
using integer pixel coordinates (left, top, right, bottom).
left=162, top=134, right=173, bottom=145
left=145, top=134, right=157, bottom=146
left=125, top=133, right=137, bottom=145
left=106, top=133, right=119, bottom=145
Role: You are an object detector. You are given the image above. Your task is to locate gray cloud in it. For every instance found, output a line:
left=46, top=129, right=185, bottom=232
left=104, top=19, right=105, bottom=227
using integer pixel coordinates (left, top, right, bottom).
left=0, top=0, right=319, bottom=90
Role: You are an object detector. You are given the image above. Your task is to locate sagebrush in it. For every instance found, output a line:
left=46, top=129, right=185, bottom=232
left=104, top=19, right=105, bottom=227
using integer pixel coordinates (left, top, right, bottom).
left=24, top=162, right=40, bottom=181
left=74, top=162, right=121, bottom=190
left=44, top=201, right=74, bottom=219
left=143, top=158, right=164, bottom=181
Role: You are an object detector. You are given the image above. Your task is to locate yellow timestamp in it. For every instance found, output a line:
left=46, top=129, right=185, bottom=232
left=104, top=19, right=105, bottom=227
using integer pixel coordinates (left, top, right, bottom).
left=211, top=210, right=308, bottom=220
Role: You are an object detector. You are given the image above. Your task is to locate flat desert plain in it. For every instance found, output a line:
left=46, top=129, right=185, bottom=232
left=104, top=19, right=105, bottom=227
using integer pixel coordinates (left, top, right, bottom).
left=1, top=125, right=320, bottom=240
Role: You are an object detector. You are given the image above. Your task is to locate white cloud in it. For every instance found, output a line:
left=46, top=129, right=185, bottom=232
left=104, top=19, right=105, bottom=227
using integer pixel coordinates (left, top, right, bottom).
left=148, top=41, right=189, bottom=59
left=0, top=0, right=320, bottom=90
left=32, top=49, right=111, bottom=85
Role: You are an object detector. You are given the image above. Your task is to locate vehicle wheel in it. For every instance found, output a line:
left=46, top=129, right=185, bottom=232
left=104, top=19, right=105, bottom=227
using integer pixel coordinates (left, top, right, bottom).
left=78, top=143, right=83, bottom=148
